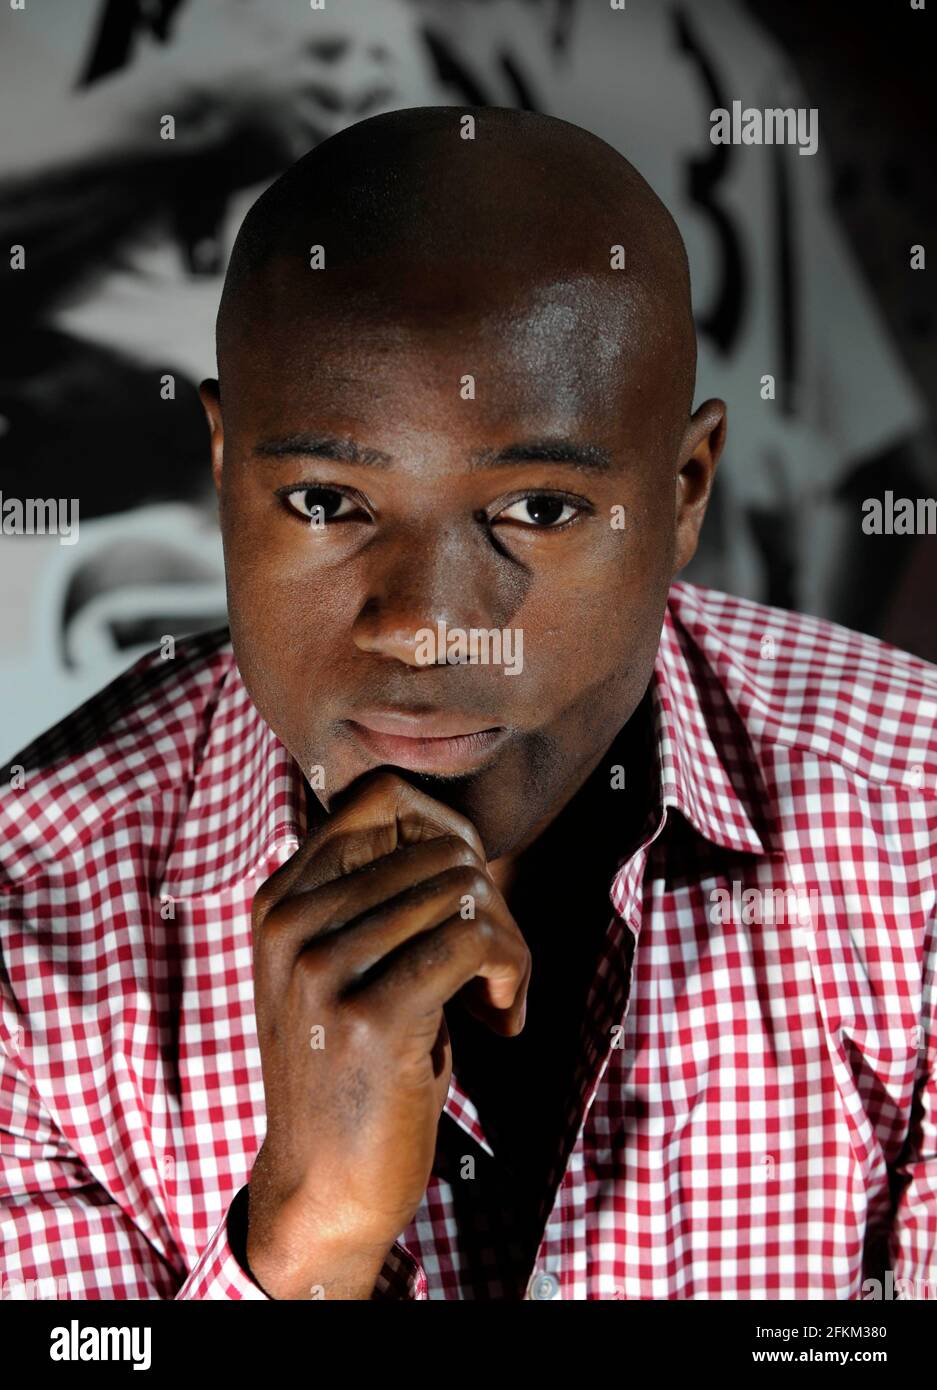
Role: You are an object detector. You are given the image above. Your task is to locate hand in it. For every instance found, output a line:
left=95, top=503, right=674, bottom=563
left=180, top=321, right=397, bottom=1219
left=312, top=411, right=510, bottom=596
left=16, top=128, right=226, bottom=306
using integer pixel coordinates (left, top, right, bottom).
left=244, top=769, right=531, bottom=1298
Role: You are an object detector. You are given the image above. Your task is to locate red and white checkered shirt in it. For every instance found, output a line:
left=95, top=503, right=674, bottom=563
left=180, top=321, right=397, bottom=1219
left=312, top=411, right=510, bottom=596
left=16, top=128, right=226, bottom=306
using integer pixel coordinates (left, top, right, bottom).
left=2, top=582, right=936, bottom=1300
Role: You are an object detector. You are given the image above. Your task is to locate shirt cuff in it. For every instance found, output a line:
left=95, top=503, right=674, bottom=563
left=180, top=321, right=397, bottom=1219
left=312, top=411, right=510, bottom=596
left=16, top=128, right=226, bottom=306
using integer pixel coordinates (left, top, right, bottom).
left=176, top=1186, right=271, bottom=1300
left=177, top=1188, right=428, bottom=1299
left=372, top=1240, right=428, bottom=1300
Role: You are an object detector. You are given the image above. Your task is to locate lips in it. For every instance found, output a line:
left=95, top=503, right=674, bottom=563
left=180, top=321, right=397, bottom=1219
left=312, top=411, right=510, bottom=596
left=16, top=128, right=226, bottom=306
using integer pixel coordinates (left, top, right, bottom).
left=346, top=708, right=508, bottom=774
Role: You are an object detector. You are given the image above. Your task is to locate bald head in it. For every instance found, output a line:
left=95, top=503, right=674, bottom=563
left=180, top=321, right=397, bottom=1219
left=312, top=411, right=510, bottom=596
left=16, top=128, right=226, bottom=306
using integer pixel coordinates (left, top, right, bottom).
left=216, top=105, right=696, bottom=433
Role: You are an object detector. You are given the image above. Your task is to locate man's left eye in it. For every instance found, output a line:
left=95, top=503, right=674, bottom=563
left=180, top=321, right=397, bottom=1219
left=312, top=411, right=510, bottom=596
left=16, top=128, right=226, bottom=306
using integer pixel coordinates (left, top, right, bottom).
left=493, top=495, right=579, bottom=528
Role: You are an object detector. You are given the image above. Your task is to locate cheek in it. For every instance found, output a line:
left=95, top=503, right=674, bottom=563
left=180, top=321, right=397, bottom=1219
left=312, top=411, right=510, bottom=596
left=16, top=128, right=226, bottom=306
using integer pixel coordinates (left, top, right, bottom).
left=537, top=528, right=666, bottom=669
left=521, top=515, right=672, bottom=733
left=223, top=485, right=348, bottom=642
left=230, top=571, right=345, bottom=704
left=222, top=526, right=353, bottom=745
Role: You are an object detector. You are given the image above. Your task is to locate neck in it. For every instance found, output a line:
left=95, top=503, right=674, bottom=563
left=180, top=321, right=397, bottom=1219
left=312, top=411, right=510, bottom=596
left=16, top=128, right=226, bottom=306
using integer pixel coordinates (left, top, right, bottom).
left=487, top=697, right=654, bottom=908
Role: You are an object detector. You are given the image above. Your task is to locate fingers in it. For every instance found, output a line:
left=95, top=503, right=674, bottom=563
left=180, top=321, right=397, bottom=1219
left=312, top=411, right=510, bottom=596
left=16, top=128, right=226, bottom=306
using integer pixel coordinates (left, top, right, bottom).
left=252, top=770, right=530, bottom=1041
left=318, top=862, right=506, bottom=981
left=261, top=833, right=478, bottom=944
left=326, top=770, right=486, bottom=861
left=342, top=909, right=530, bottom=1039
left=255, top=770, right=486, bottom=917
left=258, top=839, right=530, bottom=1026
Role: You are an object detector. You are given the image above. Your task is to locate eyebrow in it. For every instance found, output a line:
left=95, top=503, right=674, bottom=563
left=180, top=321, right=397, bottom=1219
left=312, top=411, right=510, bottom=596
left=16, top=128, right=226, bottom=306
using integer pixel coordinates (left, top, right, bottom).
left=252, top=433, right=393, bottom=468
left=252, top=433, right=614, bottom=474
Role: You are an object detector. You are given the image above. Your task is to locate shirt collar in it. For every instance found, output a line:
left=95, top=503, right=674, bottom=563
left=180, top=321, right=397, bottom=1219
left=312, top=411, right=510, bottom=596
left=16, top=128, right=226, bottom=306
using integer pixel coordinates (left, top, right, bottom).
left=162, top=597, right=767, bottom=899
left=158, top=654, right=308, bottom=900
left=650, top=599, right=767, bottom=857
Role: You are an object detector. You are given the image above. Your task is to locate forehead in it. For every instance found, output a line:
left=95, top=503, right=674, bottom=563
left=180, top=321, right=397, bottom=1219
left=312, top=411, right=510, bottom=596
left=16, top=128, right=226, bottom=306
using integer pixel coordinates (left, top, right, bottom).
left=225, top=261, right=671, bottom=454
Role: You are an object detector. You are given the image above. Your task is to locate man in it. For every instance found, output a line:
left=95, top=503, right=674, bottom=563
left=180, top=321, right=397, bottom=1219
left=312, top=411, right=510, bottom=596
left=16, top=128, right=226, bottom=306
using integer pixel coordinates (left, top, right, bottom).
left=1, top=107, right=935, bottom=1301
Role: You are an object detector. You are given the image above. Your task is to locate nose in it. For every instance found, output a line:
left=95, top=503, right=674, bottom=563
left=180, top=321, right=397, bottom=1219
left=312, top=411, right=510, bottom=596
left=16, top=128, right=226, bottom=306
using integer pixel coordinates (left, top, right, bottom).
left=351, top=527, right=503, bottom=667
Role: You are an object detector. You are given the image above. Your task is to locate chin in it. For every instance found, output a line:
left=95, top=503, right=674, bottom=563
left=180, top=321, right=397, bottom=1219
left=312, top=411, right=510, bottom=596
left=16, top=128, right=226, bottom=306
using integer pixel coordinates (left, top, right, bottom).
left=392, top=768, right=524, bottom=860
left=307, top=747, right=535, bottom=861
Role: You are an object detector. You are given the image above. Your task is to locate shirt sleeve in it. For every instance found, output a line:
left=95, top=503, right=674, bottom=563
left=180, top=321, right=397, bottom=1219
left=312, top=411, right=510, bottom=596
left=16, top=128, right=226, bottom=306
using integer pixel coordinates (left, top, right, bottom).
left=1, top=1005, right=428, bottom=1299
left=0, top=1008, right=268, bottom=1300
left=888, top=907, right=937, bottom=1289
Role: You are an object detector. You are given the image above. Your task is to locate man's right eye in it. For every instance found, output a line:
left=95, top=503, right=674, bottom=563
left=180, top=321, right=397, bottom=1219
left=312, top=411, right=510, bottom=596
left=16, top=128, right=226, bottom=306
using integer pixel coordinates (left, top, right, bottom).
left=281, top=487, right=358, bottom=523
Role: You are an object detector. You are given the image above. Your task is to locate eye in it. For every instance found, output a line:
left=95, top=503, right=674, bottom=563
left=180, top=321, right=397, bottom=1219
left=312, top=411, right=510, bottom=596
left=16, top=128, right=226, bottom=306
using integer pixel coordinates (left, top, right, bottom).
left=493, top=494, right=581, bottom=528
left=281, top=486, right=360, bottom=523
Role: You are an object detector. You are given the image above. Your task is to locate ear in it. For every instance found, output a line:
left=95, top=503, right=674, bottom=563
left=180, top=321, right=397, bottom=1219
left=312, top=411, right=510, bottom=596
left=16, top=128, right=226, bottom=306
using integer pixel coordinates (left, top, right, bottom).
left=672, top=399, right=726, bottom=577
left=199, top=379, right=224, bottom=495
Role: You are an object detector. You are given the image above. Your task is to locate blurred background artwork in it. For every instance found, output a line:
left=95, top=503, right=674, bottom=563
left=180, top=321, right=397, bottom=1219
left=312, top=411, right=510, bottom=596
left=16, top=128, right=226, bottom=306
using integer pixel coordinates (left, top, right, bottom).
left=1, top=0, right=934, bottom=759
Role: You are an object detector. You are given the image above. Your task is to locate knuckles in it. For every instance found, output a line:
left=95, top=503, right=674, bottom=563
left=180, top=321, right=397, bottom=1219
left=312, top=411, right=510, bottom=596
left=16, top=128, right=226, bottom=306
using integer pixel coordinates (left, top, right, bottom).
left=442, top=862, right=496, bottom=912
left=435, top=835, right=485, bottom=875
left=333, top=990, right=386, bottom=1051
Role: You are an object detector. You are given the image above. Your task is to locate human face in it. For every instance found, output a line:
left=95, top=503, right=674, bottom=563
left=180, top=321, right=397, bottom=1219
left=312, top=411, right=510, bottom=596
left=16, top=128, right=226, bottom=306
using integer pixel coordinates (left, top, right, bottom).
left=203, top=263, right=722, bottom=860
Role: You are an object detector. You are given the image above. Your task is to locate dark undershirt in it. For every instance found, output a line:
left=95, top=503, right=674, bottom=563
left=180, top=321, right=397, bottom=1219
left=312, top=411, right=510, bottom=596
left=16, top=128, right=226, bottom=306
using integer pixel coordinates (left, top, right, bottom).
left=441, top=701, right=655, bottom=1284
left=442, top=857, right=620, bottom=1272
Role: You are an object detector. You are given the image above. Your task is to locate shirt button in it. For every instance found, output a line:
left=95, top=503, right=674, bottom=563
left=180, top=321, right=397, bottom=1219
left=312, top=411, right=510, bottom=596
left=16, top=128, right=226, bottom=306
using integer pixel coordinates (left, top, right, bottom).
left=527, top=1271, right=560, bottom=1300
